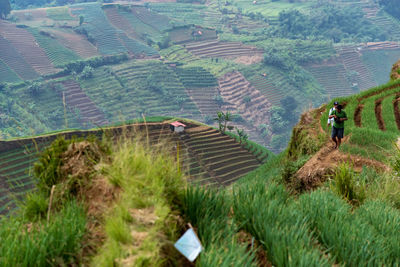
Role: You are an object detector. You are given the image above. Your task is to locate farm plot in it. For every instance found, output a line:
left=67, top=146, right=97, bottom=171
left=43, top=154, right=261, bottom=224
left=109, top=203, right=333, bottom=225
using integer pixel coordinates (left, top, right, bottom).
left=0, top=36, right=38, bottom=80
left=369, top=10, right=400, bottom=41
left=336, top=46, right=377, bottom=91
left=131, top=6, right=173, bottom=32
left=59, top=80, right=108, bottom=127
left=247, top=75, right=283, bottom=106
left=168, top=26, right=217, bottom=44
left=185, top=87, right=220, bottom=117
left=160, top=45, right=197, bottom=63
left=71, top=3, right=127, bottom=55
left=0, top=21, right=58, bottom=75
left=28, top=28, right=81, bottom=67
left=78, top=60, right=200, bottom=122
left=106, top=6, right=164, bottom=44
left=184, top=40, right=263, bottom=59
left=0, top=141, right=50, bottom=215
left=8, top=82, right=83, bottom=133
left=46, top=6, right=75, bottom=21
left=45, top=28, right=99, bottom=59
left=182, top=125, right=264, bottom=186
left=149, top=3, right=220, bottom=27
left=0, top=121, right=267, bottom=214
left=305, top=62, right=353, bottom=98
left=175, top=66, right=218, bottom=88
left=218, top=71, right=271, bottom=127
left=361, top=48, right=400, bottom=85
left=0, top=59, right=21, bottom=83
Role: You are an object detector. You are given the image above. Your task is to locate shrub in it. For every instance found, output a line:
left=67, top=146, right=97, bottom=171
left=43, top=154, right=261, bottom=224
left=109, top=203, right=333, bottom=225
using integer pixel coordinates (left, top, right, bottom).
left=329, top=163, right=366, bottom=205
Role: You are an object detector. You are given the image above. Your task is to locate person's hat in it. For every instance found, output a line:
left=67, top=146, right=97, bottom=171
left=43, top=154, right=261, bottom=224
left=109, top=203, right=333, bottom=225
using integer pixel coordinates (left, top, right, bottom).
left=334, top=101, right=339, bottom=105
left=336, top=104, right=343, bottom=110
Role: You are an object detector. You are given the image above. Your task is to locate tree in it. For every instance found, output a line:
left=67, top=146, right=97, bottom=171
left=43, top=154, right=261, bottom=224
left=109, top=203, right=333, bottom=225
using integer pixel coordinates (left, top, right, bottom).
left=236, top=127, right=248, bottom=145
left=0, top=0, right=11, bottom=19
left=214, top=111, right=233, bottom=134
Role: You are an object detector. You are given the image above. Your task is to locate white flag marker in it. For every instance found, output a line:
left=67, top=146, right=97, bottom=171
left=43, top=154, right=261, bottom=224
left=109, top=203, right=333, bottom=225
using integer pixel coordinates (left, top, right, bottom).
left=174, top=228, right=203, bottom=262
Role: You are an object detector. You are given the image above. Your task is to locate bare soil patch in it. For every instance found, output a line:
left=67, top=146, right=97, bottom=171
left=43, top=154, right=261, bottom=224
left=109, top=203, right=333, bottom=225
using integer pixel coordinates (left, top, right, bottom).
left=234, top=54, right=263, bottom=65
left=354, top=104, right=363, bottom=127
left=295, top=140, right=389, bottom=190
left=391, top=60, right=400, bottom=80
left=375, top=98, right=386, bottom=131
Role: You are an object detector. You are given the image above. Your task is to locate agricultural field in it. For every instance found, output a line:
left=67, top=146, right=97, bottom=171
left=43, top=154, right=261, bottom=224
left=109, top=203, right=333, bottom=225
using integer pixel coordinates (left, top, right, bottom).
left=1, top=0, right=400, bottom=151
left=0, top=120, right=269, bottom=214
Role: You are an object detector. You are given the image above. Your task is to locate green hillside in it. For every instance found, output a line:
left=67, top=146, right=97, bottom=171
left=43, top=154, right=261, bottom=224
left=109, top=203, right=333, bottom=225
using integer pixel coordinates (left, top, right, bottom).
left=2, top=73, right=400, bottom=265
left=2, top=0, right=400, bottom=151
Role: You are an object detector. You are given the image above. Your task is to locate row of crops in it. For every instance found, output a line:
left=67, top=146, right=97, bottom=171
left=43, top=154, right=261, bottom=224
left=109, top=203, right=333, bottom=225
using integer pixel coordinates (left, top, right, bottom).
left=175, top=67, right=218, bottom=88
left=76, top=60, right=202, bottom=122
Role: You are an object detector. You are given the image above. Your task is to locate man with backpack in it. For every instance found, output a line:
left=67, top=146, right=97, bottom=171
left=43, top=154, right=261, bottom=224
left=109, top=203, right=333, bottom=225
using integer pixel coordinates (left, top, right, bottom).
left=327, top=101, right=339, bottom=128
left=329, top=104, right=348, bottom=149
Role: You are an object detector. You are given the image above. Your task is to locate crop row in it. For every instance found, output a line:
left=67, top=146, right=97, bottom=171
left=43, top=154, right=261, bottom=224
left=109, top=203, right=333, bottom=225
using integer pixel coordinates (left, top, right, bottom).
left=0, top=20, right=57, bottom=75
left=175, top=66, right=218, bottom=88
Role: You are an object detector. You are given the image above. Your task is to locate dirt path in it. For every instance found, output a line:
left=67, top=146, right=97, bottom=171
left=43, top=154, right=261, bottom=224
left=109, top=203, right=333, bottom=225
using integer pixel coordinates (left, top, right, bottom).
left=295, top=138, right=389, bottom=190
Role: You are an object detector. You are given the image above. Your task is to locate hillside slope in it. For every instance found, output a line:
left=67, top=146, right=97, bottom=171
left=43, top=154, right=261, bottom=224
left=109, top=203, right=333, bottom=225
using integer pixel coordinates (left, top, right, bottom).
left=0, top=118, right=271, bottom=215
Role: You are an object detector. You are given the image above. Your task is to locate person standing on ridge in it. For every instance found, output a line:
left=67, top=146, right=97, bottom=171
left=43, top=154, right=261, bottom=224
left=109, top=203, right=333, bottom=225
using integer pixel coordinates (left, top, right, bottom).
left=329, top=104, right=347, bottom=149
left=327, top=101, right=339, bottom=128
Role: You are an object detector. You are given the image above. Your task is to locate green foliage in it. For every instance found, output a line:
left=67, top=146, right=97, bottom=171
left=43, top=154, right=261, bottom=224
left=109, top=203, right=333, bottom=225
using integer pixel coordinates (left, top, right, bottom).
left=183, top=186, right=257, bottom=266
left=298, top=190, right=400, bottom=265
left=93, top=137, right=185, bottom=266
left=379, top=0, right=400, bottom=20
left=329, top=163, right=366, bottom=205
left=79, top=65, right=94, bottom=80
left=233, top=181, right=332, bottom=266
left=214, top=111, right=232, bottom=134
left=0, top=0, right=11, bottom=19
left=275, top=5, right=385, bottom=43
left=33, top=136, right=72, bottom=194
left=0, top=200, right=86, bottom=266
left=20, top=191, right=48, bottom=221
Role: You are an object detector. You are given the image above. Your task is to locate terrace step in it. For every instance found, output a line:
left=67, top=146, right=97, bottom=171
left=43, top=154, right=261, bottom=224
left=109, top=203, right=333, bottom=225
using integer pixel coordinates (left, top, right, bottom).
left=61, top=80, right=109, bottom=126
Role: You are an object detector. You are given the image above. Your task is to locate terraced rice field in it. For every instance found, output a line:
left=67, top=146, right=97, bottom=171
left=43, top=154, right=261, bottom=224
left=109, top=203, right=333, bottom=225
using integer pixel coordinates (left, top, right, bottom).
left=185, top=87, right=220, bottom=117
left=184, top=40, right=263, bottom=58
left=175, top=66, right=218, bottom=88
left=0, top=20, right=58, bottom=75
left=104, top=5, right=164, bottom=47
left=131, top=6, right=173, bottom=32
left=28, top=28, right=81, bottom=67
left=218, top=71, right=271, bottom=126
left=78, top=60, right=200, bottom=121
left=168, top=27, right=217, bottom=44
left=45, top=29, right=99, bottom=59
left=59, top=80, right=108, bottom=127
left=0, top=59, right=22, bottom=83
left=160, top=45, right=197, bottom=63
left=247, top=75, right=283, bottom=105
left=0, top=121, right=267, bottom=214
left=305, top=61, right=353, bottom=98
left=71, top=3, right=128, bottom=55
left=361, top=48, right=400, bottom=85
left=0, top=36, right=39, bottom=80
left=336, top=46, right=377, bottom=91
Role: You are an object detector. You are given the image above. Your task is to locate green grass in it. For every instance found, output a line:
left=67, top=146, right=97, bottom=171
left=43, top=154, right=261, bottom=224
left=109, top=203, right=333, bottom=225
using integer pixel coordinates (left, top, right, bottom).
left=46, top=6, right=75, bottom=21
left=0, top=200, right=86, bottom=266
left=0, top=59, right=21, bottom=83
left=183, top=186, right=257, bottom=266
left=92, top=136, right=185, bottom=266
left=320, top=79, right=400, bottom=162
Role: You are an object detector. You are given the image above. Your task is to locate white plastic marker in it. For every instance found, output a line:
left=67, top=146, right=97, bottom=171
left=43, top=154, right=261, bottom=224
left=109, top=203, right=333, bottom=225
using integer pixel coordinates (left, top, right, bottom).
left=174, top=225, right=203, bottom=262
